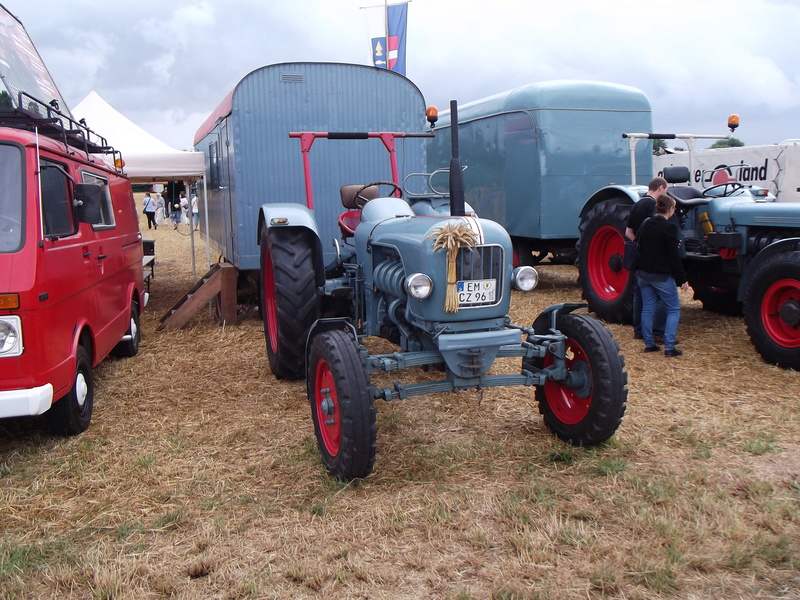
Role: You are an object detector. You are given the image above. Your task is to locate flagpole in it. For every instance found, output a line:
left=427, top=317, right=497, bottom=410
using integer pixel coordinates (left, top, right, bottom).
left=384, top=0, right=389, bottom=70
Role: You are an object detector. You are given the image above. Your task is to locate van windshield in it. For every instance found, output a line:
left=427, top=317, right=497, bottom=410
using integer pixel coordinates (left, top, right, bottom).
left=0, top=144, right=23, bottom=253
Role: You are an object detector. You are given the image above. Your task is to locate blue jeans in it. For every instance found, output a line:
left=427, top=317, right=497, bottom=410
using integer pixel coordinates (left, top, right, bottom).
left=633, top=278, right=666, bottom=337
left=638, top=272, right=681, bottom=350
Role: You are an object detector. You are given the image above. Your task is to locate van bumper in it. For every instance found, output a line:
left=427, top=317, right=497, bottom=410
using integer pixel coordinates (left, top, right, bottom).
left=0, top=384, right=54, bottom=418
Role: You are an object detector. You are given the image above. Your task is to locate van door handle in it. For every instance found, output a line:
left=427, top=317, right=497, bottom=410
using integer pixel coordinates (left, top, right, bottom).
left=97, top=254, right=108, bottom=260
left=83, top=251, right=91, bottom=257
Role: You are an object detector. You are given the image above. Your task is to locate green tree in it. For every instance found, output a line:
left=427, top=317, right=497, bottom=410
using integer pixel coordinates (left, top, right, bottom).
left=652, top=139, right=667, bottom=154
left=709, top=137, right=744, bottom=148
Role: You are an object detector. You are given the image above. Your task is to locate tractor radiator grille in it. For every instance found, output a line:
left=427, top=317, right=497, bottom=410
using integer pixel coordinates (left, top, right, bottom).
left=455, top=244, right=504, bottom=308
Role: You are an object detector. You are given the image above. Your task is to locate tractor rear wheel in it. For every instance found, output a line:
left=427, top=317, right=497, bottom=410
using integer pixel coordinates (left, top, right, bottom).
left=527, top=313, right=628, bottom=445
left=260, top=227, right=319, bottom=380
left=743, top=251, right=800, bottom=369
left=577, top=200, right=635, bottom=323
left=307, top=330, right=377, bottom=479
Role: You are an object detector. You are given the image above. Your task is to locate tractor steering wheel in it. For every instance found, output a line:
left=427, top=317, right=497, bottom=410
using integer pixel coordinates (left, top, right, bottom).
left=703, top=182, right=743, bottom=197
left=355, top=181, right=403, bottom=207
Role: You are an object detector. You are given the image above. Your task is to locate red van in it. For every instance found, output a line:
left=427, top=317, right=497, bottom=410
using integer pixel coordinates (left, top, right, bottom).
left=0, top=96, right=146, bottom=435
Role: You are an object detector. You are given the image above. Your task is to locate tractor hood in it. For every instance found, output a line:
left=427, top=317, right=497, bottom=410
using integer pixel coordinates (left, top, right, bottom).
left=354, top=203, right=515, bottom=325
left=712, top=197, right=800, bottom=228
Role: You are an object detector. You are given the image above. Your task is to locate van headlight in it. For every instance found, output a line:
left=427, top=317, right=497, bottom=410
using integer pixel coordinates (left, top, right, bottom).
left=405, top=273, right=433, bottom=299
left=0, top=316, right=23, bottom=357
left=512, top=266, right=538, bottom=292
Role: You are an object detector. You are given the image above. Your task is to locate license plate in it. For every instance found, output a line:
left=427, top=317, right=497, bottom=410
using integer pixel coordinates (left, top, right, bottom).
left=457, top=279, right=496, bottom=305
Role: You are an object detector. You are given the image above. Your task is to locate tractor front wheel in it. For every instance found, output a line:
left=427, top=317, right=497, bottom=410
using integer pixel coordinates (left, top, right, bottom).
left=528, top=313, right=628, bottom=445
left=743, top=251, right=800, bottom=369
left=259, top=227, right=319, bottom=380
left=307, top=329, right=377, bottom=479
left=577, top=200, right=635, bottom=323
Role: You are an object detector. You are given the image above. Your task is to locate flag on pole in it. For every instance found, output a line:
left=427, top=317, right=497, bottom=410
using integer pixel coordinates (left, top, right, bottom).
left=368, top=2, right=408, bottom=76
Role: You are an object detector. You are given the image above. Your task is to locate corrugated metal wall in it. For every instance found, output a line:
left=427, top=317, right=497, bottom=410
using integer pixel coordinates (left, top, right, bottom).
left=197, top=62, right=427, bottom=271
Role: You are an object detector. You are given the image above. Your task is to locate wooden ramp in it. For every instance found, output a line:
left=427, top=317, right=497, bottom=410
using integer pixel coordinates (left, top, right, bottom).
left=158, top=263, right=238, bottom=330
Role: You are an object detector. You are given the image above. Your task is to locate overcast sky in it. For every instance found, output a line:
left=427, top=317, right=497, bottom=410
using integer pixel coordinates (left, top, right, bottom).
left=3, top=0, right=799, bottom=150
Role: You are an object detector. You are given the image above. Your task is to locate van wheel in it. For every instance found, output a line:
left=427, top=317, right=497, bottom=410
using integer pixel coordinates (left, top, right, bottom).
left=112, top=300, right=140, bottom=358
left=47, top=345, right=93, bottom=435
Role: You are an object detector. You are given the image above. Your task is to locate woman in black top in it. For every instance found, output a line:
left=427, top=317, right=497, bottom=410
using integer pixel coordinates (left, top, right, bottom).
left=637, top=194, right=688, bottom=357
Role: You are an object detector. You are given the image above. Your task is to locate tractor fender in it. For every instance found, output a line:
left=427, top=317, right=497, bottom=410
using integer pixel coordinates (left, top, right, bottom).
left=579, top=185, right=644, bottom=221
left=305, top=318, right=359, bottom=370
left=257, top=202, right=326, bottom=288
left=737, top=237, right=800, bottom=302
left=532, top=303, right=589, bottom=335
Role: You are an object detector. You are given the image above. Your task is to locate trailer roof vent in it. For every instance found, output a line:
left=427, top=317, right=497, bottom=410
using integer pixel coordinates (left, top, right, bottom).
left=281, top=73, right=305, bottom=83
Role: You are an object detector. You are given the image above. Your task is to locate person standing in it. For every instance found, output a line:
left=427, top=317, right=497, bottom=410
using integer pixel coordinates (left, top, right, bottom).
left=637, top=194, right=689, bottom=357
left=142, top=192, right=157, bottom=230
left=191, top=194, right=199, bottom=229
left=154, top=192, right=166, bottom=226
left=170, top=193, right=183, bottom=230
left=626, top=177, right=668, bottom=341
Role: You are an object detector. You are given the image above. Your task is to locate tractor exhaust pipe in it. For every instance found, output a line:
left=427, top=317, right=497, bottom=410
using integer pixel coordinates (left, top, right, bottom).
left=449, top=100, right=466, bottom=217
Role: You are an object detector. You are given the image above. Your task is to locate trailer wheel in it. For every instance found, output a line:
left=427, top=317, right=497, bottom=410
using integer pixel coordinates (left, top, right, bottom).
left=111, top=299, right=140, bottom=358
left=259, top=227, right=319, bottom=380
left=46, top=344, right=93, bottom=435
left=307, top=329, right=377, bottom=480
left=577, top=200, right=635, bottom=323
left=528, top=313, right=628, bottom=445
left=689, top=281, right=742, bottom=316
left=743, top=251, right=800, bottom=369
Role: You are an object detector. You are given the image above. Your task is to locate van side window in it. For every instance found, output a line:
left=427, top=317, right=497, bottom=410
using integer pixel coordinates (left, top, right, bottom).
left=40, top=159, right=73, bottom=236
left=81, top=171, right=115, bottom=228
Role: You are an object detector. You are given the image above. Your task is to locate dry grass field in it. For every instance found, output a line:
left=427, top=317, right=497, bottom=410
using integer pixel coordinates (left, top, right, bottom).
left=1, top=210, right=798, bottom=599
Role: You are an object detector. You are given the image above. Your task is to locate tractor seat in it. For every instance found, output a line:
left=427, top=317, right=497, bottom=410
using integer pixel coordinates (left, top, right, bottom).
left=663, top=166, right=709, bottom=207
left=338, top=184, right=380, bottom=239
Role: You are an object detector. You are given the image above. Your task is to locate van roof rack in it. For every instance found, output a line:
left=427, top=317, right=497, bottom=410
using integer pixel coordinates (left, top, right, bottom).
left=0, top=91, right=124, bottom=170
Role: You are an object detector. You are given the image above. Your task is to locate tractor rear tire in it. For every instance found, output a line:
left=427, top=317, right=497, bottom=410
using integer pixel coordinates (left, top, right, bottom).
left=743, top=251, right=800, bottom=369
left=260, top=227, right=319, bottom=380
left=528, top=313, right=628, bottom=445
left=307, top=330, right=377, bottom=480
left=577, top=200, right=635, bottom=324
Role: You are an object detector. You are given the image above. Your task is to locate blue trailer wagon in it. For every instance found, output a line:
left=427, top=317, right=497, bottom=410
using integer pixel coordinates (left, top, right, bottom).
left=193, top=62, right=428, bottom=274
left=425, top=80, right=653, bottom=265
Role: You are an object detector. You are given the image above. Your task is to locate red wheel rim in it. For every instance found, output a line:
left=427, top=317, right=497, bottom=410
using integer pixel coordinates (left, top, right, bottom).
left=314, top=358, right=341, bottom=455
left=761, top=278, right=800, bottom=348
left=263, top=247, right=278, bottom=353
left=587, top=225, right=628, bottom=301
left=543, top=337, right=593, bottom=425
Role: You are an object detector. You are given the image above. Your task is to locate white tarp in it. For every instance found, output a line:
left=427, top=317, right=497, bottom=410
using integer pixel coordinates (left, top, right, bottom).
left=72, top=91, right=205, bottom=182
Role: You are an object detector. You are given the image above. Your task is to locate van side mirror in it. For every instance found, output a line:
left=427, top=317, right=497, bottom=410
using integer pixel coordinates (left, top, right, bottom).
left=74, top=183, right=103, bottom=224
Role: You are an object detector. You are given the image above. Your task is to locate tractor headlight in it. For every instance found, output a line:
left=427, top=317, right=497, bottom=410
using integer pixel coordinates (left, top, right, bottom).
left=0, top=316, right=23, bottom=357
left=512, top=266, right=538, bottom=292
left=405, top=273, right=433, bottom=299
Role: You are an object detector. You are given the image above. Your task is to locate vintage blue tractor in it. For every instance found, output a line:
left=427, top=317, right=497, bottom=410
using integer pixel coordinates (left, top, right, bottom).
left=257, top=102, right=628, bottom=479
left=578, top=125, right=800, bottom=369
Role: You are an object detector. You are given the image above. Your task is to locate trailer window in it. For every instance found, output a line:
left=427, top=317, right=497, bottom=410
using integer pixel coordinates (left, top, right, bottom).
left=81, top=171, right=115, bottom=228
left=209, top=141, right=219, bottom=189
left=40, top=159, right=74, bottom=237
left=0, top=144, right=23, bottom=252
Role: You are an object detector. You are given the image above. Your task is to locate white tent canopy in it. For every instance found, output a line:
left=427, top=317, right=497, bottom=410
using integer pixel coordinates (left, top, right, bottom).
left=72, top=91, right=205, bottom=183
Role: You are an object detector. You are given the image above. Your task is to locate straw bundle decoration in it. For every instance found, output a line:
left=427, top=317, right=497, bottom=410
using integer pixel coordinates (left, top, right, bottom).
left=428, top=221, right=479, bottom=313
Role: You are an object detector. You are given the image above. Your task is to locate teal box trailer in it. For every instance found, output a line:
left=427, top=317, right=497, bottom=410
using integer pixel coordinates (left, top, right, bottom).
left=426, top=80, right=652, bottom=264
left=194, top=62, right=427, bottom=272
